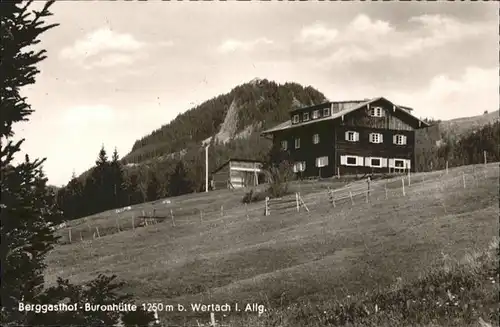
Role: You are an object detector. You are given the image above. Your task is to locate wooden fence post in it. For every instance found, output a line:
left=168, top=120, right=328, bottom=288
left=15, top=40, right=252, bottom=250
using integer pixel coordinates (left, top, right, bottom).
left=446, top=161, right=448, bottom=175
left=295, top=193, right=300, bottom=212
left=96, top=227, right=100, bottom=238
left=80, top=231, right=83, bottom=241
left=170, top=209, right=175, bottom=227
left=327, top=187, right=336, bottom=208
left=220, top=205, right=224, bottom=217
left=384, top=180, right=388, bottom=200
left=462, top=171, right=466, bottom=189
left=245, top=203, right=249, bottom=219
left=484, top=150, right=487, bottom=165
left=210, top=312, right=215, bottom=326
left=349, top=189, right=354, bottom=205
left=116, top=217, right=121, bottom=232
left=298, top=193, right=309, bottom=212
left=407, top=169, right=411, bottom=186
left=337, top=167, right=340, bottom=179
left=401, top=178, right=405, bottom=196
left=200, top=210, right=203, bottom=223
left=132, top=214, right=135, bottom=230
left=153, top=309, right=160, bottom=326
left=265, top=197, right=269, bottom=216
left=68, top=228, right=72, bottom=243
left=366, top=177, right=371, bottom=203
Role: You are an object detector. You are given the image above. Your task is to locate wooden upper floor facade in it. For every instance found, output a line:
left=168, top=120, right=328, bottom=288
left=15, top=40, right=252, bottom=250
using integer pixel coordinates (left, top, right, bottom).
left=261, top=97, right=429, bottom=177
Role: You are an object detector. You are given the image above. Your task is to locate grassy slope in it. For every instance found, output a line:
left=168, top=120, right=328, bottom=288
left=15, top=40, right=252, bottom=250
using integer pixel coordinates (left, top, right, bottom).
left=45, top=164, right=499, bottom=326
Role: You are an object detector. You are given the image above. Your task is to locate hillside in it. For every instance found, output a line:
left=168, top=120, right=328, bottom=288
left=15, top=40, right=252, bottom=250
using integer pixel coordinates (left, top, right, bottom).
left=46, top=163, right=499, bottom=326
left=439, top=110, right=499, bottom=138
left=62, top=79, right=499, bottom=224
left=123, top=78, right=328, bottom=164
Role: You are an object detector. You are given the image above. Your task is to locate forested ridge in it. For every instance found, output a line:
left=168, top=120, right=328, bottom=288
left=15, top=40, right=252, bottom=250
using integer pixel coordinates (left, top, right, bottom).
left=123, top=78, right=327, bottom=164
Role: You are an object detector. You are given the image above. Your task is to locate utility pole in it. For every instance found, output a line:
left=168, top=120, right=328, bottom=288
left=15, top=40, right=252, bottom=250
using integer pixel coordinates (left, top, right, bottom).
left=205, top=144, right=210, bottom=192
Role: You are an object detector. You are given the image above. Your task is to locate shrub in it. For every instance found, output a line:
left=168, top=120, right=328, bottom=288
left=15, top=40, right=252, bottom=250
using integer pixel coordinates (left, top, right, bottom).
left=242, top=189, right=254, bottom=203
left=266, top=161, right=294, bottom=198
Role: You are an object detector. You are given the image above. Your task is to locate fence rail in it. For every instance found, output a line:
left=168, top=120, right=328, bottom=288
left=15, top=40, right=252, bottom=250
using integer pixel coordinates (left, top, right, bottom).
left=58, top=163, right=498, bottom=246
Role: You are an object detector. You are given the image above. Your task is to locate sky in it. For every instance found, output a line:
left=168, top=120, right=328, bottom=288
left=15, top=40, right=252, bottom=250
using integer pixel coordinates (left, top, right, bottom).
left=12, top=1, right=499, bottom=187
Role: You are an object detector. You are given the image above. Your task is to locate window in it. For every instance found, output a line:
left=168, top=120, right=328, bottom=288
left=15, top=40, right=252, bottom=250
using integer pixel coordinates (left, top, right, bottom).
left=313, top=133, right=320, bottom=144
left=393, top=134, right=407, bottom=145
left=323, top=108, right=330, bottom=116
left=345, top=131, right=359, bottom=142
left=371, top=158, right=381, bottom=167
left=394, top=159, right=405, bottom=168
left=316, top=156, right=329, bottom=167
left=341, top=155, right=363, bottom=166
left=295, top=138, right=301, bottom=149
left=365, top=157, right=387, bottom=167
left=293, top=161, right=306, bottom=173
left=303, top=112, right=310, bottom=121
left=292, top=114, right=299, bottom=124
left=312, top=110, right=320, bottom=119
left=281, top=140, right=288, bottom=151
left=389, top=158, right=410, bottom=170
left=369, top=106, right=383, bottom=117
left=369, top=133, right=383, bottom=144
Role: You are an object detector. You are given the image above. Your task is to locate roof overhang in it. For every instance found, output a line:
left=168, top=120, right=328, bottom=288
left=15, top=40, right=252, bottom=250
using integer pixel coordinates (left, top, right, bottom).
left=261, top=97, right=429, bottom=135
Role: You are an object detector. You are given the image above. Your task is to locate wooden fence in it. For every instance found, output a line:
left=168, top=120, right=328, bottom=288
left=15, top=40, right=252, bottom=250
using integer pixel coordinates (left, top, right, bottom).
left=60, top=163, right=497, bottom=244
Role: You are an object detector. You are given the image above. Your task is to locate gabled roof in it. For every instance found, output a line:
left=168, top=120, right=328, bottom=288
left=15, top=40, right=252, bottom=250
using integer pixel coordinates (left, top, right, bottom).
left=211, top=158, right=263, bottom=174
left=261, top=97, right=428, bottom=135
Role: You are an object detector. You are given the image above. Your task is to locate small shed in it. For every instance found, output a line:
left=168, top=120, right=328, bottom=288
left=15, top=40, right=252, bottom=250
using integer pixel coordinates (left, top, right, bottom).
left=211, top=158, right=266, bottom=190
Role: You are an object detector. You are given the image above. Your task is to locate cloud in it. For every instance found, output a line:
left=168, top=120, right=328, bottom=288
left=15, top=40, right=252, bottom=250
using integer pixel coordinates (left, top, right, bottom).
left=59, top=27, right=149, bottom=67
left=387, top=67, right=498, bottom=120
left=300, top=14, right=492, bottom=65
left=217, top=37, right=274, bottom=53
left=60, top=27, right=145, bottom=59
left=296, top=22, right=339, bottom=48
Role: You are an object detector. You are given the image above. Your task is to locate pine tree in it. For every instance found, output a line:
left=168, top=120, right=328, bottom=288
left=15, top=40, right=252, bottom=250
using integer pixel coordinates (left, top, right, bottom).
left=1, top=2, right=153, bottom=325
left=168, top=160, right=193, bottom=196
left=110, top=147, right=126, bottom=208
left=146, top=171, right=161, bottom=201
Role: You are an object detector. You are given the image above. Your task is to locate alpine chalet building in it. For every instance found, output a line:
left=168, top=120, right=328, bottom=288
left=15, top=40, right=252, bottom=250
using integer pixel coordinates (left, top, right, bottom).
left=261, top=97, right=429, bottom=178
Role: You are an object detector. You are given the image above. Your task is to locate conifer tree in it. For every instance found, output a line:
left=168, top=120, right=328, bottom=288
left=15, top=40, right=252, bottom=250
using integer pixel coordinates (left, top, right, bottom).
left=168, top=160, right=193, bottom=196
left=0, top=1, right=153, bottom=325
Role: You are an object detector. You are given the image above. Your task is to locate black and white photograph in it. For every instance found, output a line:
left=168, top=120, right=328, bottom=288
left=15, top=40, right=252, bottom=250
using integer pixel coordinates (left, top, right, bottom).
left=2, top=0, right=499, bottom=326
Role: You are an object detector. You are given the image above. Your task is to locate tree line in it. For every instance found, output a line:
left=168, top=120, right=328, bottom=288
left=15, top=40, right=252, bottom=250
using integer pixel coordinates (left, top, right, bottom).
left=55, top=118, right=499, bottom=223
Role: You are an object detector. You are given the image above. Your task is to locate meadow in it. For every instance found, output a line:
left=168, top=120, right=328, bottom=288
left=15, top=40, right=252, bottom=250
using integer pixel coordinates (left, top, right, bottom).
left=45, top=163, right=499, bottom=326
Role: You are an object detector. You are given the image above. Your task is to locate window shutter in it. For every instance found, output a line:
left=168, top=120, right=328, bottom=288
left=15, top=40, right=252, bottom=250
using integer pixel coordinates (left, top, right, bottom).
left=357, top=156, right=364, bottom=166
left=364, top=157, right=371, bottom=166
left=355, top=132, right=360, bottom=141
left=388, top=158, right=395, bottom=168
left=380, top=133, right=384, bottom=143
left=393, top=135, right=397, bottom=144
left=382, top=158, right=388, bottom=167
left=340, top=155, right=347, bottom=165
left=403, top=135, right=407, bottom=145
left=406, top=159, right=411, bottom=169
left=345, top=131, right=349, bottom=140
